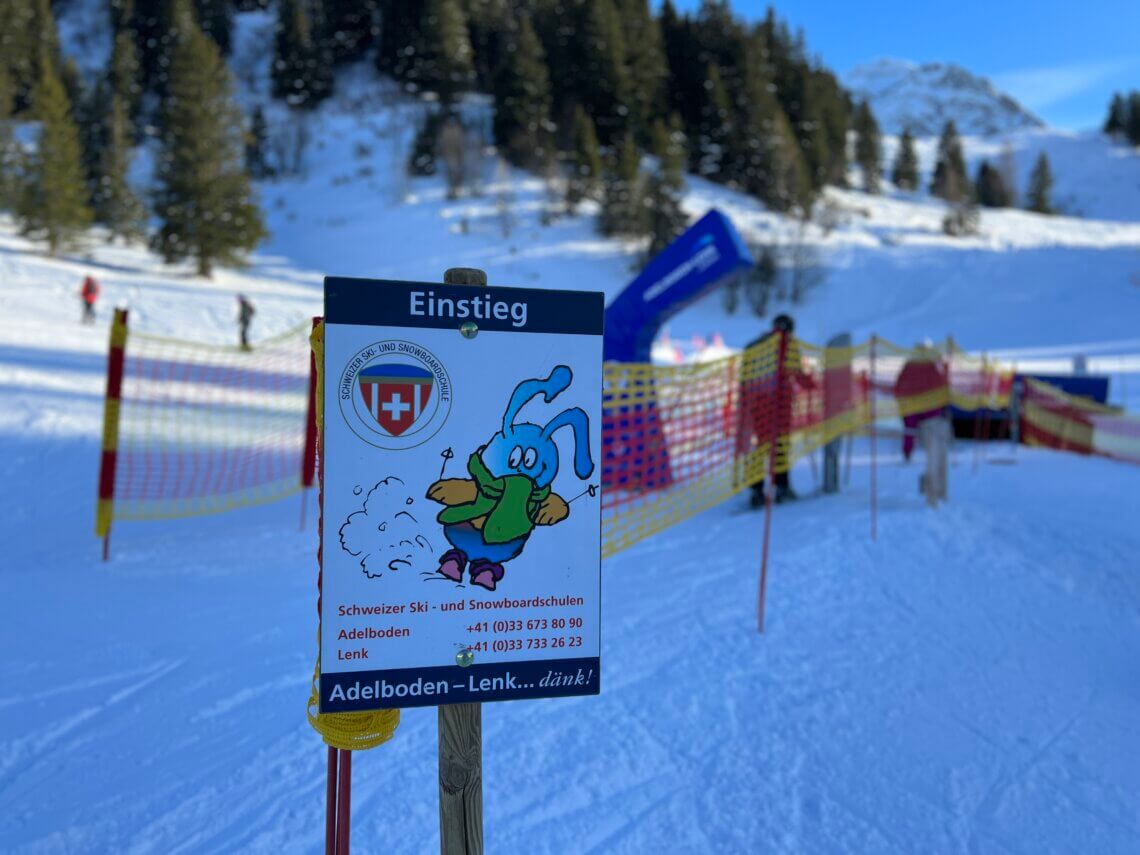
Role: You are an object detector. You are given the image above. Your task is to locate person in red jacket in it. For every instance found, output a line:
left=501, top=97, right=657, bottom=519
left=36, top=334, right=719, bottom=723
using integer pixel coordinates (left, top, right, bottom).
left=894, top=343, right=951, bottom=506
left=79, top=275, right=100, bottom=324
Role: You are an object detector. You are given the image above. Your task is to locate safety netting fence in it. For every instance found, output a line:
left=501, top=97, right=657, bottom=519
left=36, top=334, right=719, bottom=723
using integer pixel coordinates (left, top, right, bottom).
left=95, top=309, right=314, bottom=552
left=98, top=316, right=1135, bottom=559
left=1021, top=377, right=1140, bottom=464
left=600, top=335, right=1014, bottom=555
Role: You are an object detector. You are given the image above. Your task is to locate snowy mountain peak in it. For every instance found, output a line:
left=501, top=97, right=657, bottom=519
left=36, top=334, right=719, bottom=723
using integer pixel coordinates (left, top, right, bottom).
left=845, top=58, right=1044, bottom=137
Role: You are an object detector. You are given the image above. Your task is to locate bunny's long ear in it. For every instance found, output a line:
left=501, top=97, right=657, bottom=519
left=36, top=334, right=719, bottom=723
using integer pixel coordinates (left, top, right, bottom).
left=542, top=407, right=594, bottom=479
left=502, top=365, right=572, bottom=432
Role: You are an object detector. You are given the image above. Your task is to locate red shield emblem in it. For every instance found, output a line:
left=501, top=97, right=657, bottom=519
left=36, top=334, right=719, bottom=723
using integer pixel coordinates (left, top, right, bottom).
left=359, top=365, right=434, bottom=436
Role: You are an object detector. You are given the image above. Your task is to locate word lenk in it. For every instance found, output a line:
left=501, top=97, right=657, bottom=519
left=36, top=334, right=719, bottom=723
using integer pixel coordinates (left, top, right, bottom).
left=427, top=366, right=593, bottom=591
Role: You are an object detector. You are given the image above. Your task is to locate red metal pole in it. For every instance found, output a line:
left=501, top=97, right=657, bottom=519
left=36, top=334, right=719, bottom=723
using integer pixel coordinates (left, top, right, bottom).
left=335, top=749, right=352, bottom=855
left=325, top=746, right=338, bottom=855
left=870, top=335, right=878, bottom=541
left=758, top=329, right=790, bottom=633
left=301, top=317, right=320, bottom=533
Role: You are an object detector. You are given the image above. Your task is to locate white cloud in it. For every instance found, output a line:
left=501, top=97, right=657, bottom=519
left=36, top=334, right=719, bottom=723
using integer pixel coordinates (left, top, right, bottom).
left=992, top=58, right=1138, bottom=110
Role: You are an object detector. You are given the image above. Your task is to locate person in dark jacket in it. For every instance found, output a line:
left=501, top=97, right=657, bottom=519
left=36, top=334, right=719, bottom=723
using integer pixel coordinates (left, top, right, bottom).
left=79, top=275, right=99, bottom=324
left=736, top=314, right=814, bottom=508
left=237, top=294, right=255, bottom=351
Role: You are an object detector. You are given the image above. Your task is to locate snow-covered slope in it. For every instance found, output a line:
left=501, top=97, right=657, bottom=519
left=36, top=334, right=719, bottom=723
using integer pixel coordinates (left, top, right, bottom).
left=846, top=58, right=1044, bottom=136
left=3, top=219, right=1140, bottom=853
left=5, top=12, right=1140, bottom=852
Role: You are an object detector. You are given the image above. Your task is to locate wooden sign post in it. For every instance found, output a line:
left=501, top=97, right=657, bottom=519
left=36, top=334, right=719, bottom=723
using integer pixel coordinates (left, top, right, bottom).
left=439, top=267, right=486, bottom=855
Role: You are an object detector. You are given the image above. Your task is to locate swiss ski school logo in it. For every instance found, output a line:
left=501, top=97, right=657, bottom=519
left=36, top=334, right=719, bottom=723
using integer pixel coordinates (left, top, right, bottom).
left=339, top=341, right=451, bottom=449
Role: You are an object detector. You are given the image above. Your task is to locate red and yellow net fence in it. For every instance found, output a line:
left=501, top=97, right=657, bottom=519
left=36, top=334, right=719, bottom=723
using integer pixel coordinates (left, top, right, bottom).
left=100, top=314, right=1115, bottom=559
left=600, top=334, right=1014, bottom=556
left=95, top=309, right=315, bottom=549
left=1022, top=377, right=1140, bottom=464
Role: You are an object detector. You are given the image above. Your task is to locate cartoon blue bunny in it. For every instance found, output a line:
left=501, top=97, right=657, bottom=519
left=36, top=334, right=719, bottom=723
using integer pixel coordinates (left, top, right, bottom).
left=426, top=365, right=593, bottom=591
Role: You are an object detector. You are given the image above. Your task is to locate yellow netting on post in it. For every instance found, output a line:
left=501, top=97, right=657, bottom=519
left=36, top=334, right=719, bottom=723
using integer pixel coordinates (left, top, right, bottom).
left=306, top=320, right=400, bottom=750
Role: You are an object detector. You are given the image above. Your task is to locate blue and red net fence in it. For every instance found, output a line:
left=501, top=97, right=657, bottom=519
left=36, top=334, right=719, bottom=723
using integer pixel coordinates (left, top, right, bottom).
left=96, top=315, right=1128, bottom=557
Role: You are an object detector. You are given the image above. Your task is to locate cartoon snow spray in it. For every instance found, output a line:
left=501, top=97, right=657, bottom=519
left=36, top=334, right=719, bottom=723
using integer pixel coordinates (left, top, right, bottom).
left=426, top=365, right=594, bottom=591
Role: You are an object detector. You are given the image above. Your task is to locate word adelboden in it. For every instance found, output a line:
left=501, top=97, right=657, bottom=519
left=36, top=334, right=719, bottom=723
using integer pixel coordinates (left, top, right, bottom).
left=327, top=666, right=595, bottom=702
left=409, top=290, right=528, bottom=328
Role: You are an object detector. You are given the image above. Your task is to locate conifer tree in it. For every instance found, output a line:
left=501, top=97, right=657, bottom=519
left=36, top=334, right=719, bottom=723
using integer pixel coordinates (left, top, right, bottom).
left=109, top=29, right=144, bottom=134
left=1, top=0, right=60, bottom=113
left=1026, top=152, right=1054, bottom=215
left=94, top=93, right=147, bottom=242
left=409, top=0, right=474, bottom=105
left=18, top=62, right=93, bottom=254
left=644, top=115, right=687, bottom=257
left=575, top=0, right=629, bottom=145
left=892, top=127, right=919, bottom=190
left=930, top=119, right=967, bottom=202
left=272, top=0, right=332, bottom=108
left=246, top=104, right=272, bottom=178
left=194, top=0, right=234, bottom=54
left=974, top=160, right=1010, bottom=208
left=492, top=15, right=553, bottom=168
left=325, top=0, right=377, bottom=64
left=131, top=0, right=180, bottom=93
left=566, top=106, right=601, bottom=213
left=374, top=0, right=423, bottom=80
left=617, top=0, right=666, bottom=139
left=153, top=9, right=265, bottom=276
left=0, top=63, right=19, bottom=212
left=1103, top=93, right=1126, bottom=137
left=853, top=99, right=881, bottom=194
left=598, top=133, right=642, bottom=236
left=695, top=62, right=730, bottom=178
left=1128, top=92, right=1140, bottom=146
left=723, top=53, right=809, bottom=213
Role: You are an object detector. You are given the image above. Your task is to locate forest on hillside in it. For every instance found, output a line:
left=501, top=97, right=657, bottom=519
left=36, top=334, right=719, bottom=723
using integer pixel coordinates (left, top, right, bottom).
left=0, top=0, right=1066, bottom=278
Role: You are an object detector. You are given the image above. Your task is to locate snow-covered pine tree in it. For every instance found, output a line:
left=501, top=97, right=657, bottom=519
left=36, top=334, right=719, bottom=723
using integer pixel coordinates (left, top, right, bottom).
left=153, top=6, right=265, bottom=276
left=18, top=61, right=93, bottom=254
left=891, top=127, right=919, bottom=191
left=853, top=99, right=882, bottom=194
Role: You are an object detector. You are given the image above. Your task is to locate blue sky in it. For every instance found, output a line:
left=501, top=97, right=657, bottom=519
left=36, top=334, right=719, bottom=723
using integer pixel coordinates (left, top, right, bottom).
left=669, top=1, right=1140, bottom=130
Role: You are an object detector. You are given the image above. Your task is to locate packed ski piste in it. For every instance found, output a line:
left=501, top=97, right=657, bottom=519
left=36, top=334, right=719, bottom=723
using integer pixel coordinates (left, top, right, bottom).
left=3, top=2, right=1140, bottom=853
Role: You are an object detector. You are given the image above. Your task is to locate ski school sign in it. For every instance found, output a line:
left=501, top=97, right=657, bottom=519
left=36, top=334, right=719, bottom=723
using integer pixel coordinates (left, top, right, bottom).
left=320, top=277, right=604, bottom=713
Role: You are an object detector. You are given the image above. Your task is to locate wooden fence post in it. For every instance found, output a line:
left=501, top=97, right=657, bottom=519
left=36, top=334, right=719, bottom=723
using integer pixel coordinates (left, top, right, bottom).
left=438, top=267, right=486, bottom=855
